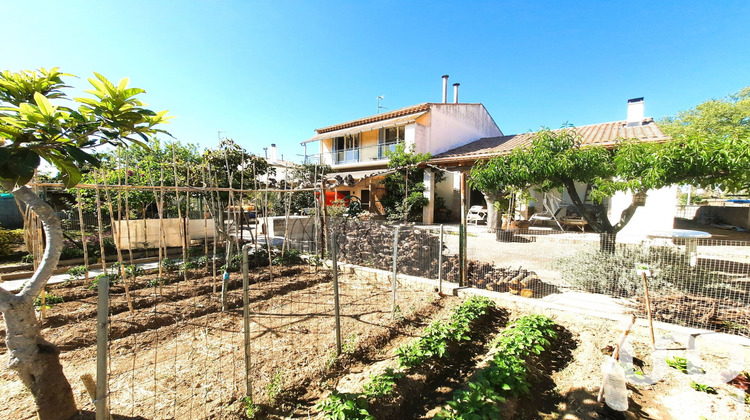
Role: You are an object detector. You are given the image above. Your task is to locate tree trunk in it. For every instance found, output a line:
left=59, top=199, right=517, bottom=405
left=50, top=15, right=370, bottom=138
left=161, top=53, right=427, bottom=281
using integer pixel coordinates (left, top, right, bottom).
left=0, top=185, right=77, bottom=419
left=599, top=232, right=617, bottom=254
left=483, top=192, right=501, bottom=233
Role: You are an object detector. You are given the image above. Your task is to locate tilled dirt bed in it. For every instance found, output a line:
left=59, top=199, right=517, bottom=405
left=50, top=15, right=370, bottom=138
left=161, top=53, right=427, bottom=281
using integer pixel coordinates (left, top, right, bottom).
left=0, top=265, right=441, bottom=420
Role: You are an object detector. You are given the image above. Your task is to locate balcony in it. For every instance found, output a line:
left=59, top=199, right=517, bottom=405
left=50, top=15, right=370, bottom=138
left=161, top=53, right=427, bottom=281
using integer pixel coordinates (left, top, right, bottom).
left=305, top=142, right=402, bottom=166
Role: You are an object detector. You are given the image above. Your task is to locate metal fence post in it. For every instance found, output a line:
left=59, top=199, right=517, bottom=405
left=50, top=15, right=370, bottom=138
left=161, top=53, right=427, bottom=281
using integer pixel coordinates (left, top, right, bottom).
left=241, top=244, right=252, bottom=399
left=438, top=224, right=444, bottom=294
left=330, top=229, right=342, bottom=355
left=96, top=275, right=109, bottom=420
left=392, top=226, right=400, bottom=318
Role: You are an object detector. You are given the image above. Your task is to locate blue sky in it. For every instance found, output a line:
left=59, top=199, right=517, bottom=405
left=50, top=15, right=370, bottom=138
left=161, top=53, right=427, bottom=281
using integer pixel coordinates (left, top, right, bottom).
left=3, top=1, right=749, bottom=162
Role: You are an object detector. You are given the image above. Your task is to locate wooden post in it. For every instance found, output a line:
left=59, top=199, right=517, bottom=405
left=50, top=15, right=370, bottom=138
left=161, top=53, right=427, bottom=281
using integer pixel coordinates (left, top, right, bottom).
left=391, top=226, right=400, bottom=318
left=438, top=224, right=444, bottom=294
left=330, top=228, right=342, bottom=355
left=241, top=244, right=253, bottom=399
left=459, top=171, right=467, bottom=288
left=95, top=275, right=110, bottom=420
left=641, top=272, right=656, bottom=348
left=76, top=189, right=90, bottom=286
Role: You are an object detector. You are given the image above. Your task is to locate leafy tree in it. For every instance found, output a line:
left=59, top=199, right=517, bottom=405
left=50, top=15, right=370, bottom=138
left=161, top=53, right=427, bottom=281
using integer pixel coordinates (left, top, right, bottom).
left=272, top=162, right=331, bottom=215
left=470, top=127, right=750, bottom=250
left=381, top=144, right=438, bottom=222
left=659, top=86, right=750, bottom=191
left=0, top=68, right=169, bottom=419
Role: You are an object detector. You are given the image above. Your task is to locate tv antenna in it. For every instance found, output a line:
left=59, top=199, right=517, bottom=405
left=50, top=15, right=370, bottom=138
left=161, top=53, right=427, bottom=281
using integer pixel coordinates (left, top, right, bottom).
left=377, top=95, right=388, bottom=114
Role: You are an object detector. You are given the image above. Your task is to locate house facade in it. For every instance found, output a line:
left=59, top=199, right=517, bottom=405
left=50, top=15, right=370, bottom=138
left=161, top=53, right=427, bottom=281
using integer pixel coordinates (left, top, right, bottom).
left=301, top=86, right=502, bottom=216
left=302, top=81, right=676, bottom=236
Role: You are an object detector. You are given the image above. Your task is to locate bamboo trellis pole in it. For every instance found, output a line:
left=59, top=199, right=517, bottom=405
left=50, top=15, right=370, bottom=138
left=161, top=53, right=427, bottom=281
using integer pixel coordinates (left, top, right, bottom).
left=76, top=189, right=90, bottom=286
left=27, top=182, right=320, bottom=194
left=172, top=143, right=188, bottom=284
left=104, top=173, right=135, bottom=315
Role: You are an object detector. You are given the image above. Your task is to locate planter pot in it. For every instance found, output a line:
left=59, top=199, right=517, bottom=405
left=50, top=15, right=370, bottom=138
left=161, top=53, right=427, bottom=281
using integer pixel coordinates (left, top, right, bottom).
left=509, top=220, right=530, bottom=230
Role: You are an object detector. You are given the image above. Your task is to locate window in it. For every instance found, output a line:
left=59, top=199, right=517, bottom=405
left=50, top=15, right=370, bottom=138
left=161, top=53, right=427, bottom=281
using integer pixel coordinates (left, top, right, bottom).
left=378, top=126, right=405, bottom=158
left=360, top=190, right=370, bottom=210
left=332, top=134, right=360, bottom=163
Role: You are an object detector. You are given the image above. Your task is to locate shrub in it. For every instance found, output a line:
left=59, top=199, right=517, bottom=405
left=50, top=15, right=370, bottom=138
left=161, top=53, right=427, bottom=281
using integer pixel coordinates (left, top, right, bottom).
left=0, top=226, right=23, bottom=256
left=160, top=258, right=178, bottom=273
left=557, top=245, right=716, bottom=298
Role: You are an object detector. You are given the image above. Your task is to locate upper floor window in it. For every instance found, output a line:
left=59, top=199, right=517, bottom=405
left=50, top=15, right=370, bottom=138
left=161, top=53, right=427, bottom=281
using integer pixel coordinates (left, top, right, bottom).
left=333, top=134, right=360, bottom=163
left=379, top=126, right=405, bottom=157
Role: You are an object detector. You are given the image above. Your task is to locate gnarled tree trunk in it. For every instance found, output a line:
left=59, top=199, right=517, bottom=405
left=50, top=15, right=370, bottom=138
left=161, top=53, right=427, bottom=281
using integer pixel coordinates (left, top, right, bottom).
left=482, top=192, right=502, bottom=232
left=0, top=184, right=77, bottom=419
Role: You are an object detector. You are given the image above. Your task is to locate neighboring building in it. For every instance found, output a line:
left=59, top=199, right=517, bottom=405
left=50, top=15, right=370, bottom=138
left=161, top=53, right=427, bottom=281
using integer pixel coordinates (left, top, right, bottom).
left=301, top=76, right=501, bottom=216
left=428, top=98, right=677, bottom=235
left=260, top=143, right=298, bottom=187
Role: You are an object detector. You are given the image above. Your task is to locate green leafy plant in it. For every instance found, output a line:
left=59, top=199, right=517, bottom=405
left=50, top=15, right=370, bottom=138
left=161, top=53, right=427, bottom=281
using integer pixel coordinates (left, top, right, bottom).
left=242, top=396, right=259, bottom=418
left=265, top=368, right=285, bottom=405
left=362, top=367, right=404, bottom=398
left=395, top=296, right=494, bottom=369
left=34, top=293, right=64, bottom=308
left=88, top=273, right=119, bottom=290
left=147, top=277, right=170, bottom=288
left=666, top=356, right=704, bottom=375
left=316, top=391, right=374, bottom=420
left=0, top=226, right=23, bottom=256
left=436, top=314, right=557, bottom=418
left=272, top=249, right=302, bottom=266
left=66, top=265, right=88, bottom=281
left=690, top=381, right=717, bottom=394
left=160, top=258, right=178, bottom=273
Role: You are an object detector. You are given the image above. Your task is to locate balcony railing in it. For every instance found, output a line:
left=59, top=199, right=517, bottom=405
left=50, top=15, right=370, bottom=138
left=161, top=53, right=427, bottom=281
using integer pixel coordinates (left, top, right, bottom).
left=304, top=142, right=403, bottom=166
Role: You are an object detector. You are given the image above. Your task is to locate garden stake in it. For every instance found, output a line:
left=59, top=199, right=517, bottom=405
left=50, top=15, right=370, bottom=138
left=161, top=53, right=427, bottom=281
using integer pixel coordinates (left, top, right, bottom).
left=241, top=244, right=253, bottom=400
left=40, top=289, right=46, bottom=320
left=392, top=226, right=399, bottom=319
left=330, top=229, right=342, bottom=355
left=76, top=188, right=90, bottom=286
left=438, top=224, right=444, bottom=294
left=94, top=183, right=108, bottom=274
left=171, top=143, right=188, bottom=285
left=104, top=175, right=134, bottom=315
left=95, top=275, right=110, bottom=420
left=641, top=272, right=656, bottom=349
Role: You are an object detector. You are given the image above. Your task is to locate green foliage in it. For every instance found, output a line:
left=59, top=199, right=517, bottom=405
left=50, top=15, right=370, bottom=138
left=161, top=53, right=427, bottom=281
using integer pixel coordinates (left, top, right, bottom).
left=66, top=265, right=88, bottom=280
left=395, top=296, right=494, bottom=369
left=666, top=356, right=704, bottom=375
left=0, top=225, right=23, bottom=256
left=193, top=255, right=210, bottom=268
left=242, top=396, right=259, bottom=418
left=380, top=144, right=435, bottom=222
left=0, top=68, right=171, bottom=189
left=558, top=245, right=716, bottom=298
left=160, top=258, right=178, bottom=273
left=147, top=277, right=170, bottom=287
left=316, top=391, right=374, bottom=420
left=265, top=368, right=285, bottom=405
left=362, top=367, right=404, bottom=398
left=88, top=273, right=119, bottom=290
left=436, top=315, right=557, bottom=419
left=470, top=123, right=750, bottom=235
left=272, top=249, right=302, bottom=266
left=690, top=381, right=717, bottom=394
left=34, top=293, right=64, bottom=307
left=660, top=87, right=750, bottom=142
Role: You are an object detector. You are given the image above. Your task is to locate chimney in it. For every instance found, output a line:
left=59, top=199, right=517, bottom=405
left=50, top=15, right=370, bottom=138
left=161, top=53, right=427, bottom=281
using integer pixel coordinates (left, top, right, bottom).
left=269, top=144, right=278, bottom=163
left=442, top=75, right=449, bottom=103
left=626, top=97, right=644, bottom=126
left=453, top=83, right=460, bottom=103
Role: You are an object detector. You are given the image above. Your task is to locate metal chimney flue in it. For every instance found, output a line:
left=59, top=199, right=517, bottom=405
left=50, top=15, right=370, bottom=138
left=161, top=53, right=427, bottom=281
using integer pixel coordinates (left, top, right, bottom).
left=453, top=83, right=460, bottom=103
left=442, top=75, right=449, bottom=103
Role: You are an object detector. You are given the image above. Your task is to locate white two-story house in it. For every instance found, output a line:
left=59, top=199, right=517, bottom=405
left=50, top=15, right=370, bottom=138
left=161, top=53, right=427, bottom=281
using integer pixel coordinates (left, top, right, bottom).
left=301, top=76, right=501, bottom=218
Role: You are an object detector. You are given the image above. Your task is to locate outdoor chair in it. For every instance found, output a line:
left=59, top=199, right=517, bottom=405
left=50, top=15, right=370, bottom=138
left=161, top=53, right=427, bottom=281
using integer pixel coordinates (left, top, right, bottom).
left=467, top=205, right=488, bottom=225
left=529, top=193, right=567, bottom=230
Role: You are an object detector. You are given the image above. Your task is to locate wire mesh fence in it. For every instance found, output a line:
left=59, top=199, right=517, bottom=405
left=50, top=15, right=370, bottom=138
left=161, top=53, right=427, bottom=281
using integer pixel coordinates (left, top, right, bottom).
left=457, top=227, right=750, bottom=337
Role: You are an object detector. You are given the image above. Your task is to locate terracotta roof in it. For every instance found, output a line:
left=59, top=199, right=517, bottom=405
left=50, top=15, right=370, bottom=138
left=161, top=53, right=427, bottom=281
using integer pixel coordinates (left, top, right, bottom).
left=430, top=118, right=669, bottom=165
left=315, top=103, right=431, bottom=134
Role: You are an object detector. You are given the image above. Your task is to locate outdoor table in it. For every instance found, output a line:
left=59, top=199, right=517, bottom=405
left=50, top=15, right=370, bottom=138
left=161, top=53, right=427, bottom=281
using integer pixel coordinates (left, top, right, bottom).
left=646, top=229, right=712, bottom=266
